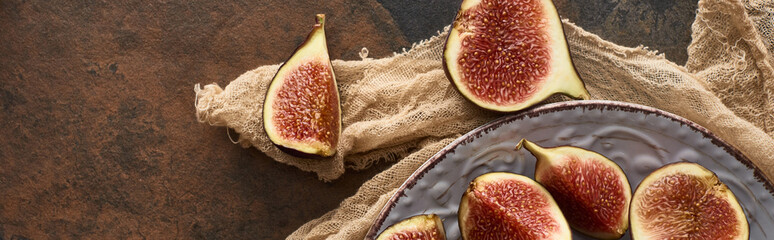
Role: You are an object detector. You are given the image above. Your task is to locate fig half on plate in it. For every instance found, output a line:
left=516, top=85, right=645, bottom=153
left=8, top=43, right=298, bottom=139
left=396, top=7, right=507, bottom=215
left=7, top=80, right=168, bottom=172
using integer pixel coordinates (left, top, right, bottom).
left=443, top=0, right=589, bottom=112
left=517, top=139, right=631, bottom=239
left=263, top=14, right=341, bottom=157
left=630, top=162, right=749, bottom=240
left=376, top=214, right=446, bottom=240
left=459, top=172, right=571, bottom=240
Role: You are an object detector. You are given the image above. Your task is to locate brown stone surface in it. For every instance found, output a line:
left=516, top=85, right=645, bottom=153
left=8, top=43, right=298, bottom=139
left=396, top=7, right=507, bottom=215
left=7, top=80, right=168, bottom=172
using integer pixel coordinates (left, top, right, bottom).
left=553, top=0, right=696, bottom=65
left=0, top=1, right=404, bottom=239
left=0, top=0, right=694, bottom=239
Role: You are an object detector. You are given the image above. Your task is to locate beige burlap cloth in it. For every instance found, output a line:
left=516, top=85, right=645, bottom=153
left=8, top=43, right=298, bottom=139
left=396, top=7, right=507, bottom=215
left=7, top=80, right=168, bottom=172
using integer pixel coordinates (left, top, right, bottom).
left=195, top=0, right=774, bottom=238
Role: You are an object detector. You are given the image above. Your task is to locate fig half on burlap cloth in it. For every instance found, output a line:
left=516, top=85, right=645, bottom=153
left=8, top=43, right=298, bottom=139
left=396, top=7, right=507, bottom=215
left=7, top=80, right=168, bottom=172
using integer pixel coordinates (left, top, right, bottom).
left=194, top=0, right=774, bottom=238
left=443, top=0, right=589, bottom=112
left=262, top=14, right=342, bottom=158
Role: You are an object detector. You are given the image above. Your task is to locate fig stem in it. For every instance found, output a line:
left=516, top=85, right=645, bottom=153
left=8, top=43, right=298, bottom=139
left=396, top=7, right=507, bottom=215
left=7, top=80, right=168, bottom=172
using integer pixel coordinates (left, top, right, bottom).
left=516, top=139, right=550, bottom=160
left=578, top=90, right=591, bottom=100
left=315, top=14, right=325, bottom=27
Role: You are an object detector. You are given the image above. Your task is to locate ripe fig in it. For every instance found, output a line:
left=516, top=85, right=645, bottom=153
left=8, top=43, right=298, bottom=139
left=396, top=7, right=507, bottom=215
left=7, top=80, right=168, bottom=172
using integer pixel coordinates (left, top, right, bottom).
left=263, top=14, right=341, bottom=157
left=377, top=214, right=447, bottom=240
left=517, top=139, right=632, bottom=239
left=630, top=162, right=749, bottom=240
left=459, top=172, right=571, bottom=240
left=443, top=0, right=589, bottom=112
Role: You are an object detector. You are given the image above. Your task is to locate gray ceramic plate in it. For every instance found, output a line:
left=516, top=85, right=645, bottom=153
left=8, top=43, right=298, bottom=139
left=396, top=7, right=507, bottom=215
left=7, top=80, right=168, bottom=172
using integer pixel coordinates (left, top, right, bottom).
left=366, top=100, right=774, bottom=240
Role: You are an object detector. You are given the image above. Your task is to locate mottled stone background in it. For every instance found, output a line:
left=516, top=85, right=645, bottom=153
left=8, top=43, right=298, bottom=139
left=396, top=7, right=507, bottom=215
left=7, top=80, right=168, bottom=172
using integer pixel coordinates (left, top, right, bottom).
left=0, top=0, right=694, bottom=239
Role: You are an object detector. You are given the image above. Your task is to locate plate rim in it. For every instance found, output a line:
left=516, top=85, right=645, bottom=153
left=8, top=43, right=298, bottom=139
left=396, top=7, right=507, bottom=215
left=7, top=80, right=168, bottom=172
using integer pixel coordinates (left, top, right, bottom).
left=364, top=100, right=774, bottom=239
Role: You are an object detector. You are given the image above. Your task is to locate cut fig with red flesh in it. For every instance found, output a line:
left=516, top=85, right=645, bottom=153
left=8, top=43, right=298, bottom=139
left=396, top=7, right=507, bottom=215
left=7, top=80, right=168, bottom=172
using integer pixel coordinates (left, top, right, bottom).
left=517, top=139, right=632, bottom=239
left=263, top=14, right=341, bottom=157
left=443, top=0, right=589, bottom=112
left=630, top=162, right=749, bottom=240
left=377, top=214, right=447, bottom=240
left=459, top=172, right=571, bottom=240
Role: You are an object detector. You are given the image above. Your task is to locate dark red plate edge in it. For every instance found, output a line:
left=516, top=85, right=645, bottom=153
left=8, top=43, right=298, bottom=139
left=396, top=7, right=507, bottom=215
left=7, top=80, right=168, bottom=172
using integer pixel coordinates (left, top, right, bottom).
left=364, top=100, right=774, bottom=239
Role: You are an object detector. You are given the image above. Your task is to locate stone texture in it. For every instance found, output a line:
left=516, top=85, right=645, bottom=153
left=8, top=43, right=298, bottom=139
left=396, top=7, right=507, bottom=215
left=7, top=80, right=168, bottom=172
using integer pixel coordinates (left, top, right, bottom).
left=0, top=0, right=694, bottom=239
left=0, top=1, right=403, bottom=239
left=554, top=0, right=696, bottom=65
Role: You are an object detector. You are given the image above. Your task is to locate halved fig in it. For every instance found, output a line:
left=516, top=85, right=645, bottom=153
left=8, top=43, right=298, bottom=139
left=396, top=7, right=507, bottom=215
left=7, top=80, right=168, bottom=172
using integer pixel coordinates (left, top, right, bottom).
left=517, top=139, right=632, bottom=239
left=630, top=162, right=749, bottom=240
left=443, top=0, right=589, bottom=112
left=263, top=14, right=341, bottom=157
left=459, top=172, right=571, bottom=240
left=377, top=214, right=447, bottom=240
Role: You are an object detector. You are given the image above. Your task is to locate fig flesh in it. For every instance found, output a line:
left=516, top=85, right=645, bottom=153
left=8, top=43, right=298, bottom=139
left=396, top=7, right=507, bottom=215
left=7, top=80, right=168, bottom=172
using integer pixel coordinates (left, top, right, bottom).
left=459, top=172, right=571, bottom=240
left=630, top=162, right=748, bottom=240
left=443, top=0, right=589, bottom=112
left=377, top=214, right=447, bottom=240
left=263, top=14, right=341, bottom=157
left=517, top=139, right=632, bottom=239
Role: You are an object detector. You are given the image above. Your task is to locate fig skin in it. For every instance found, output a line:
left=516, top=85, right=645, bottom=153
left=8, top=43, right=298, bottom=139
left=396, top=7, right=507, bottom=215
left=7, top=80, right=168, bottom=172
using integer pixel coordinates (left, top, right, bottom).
left=517, top=139, right=632, bottom=240
left=262, top=14, right=341, bottom=158
left=376, top=214, right=446, bottom=240
left=273, top=144, right=328, bottom=159
left=629, top=162, right=749, bottom=240
left=442, top=0, right=590, bottom=112
left=458, top=172, right=571, bottom=240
